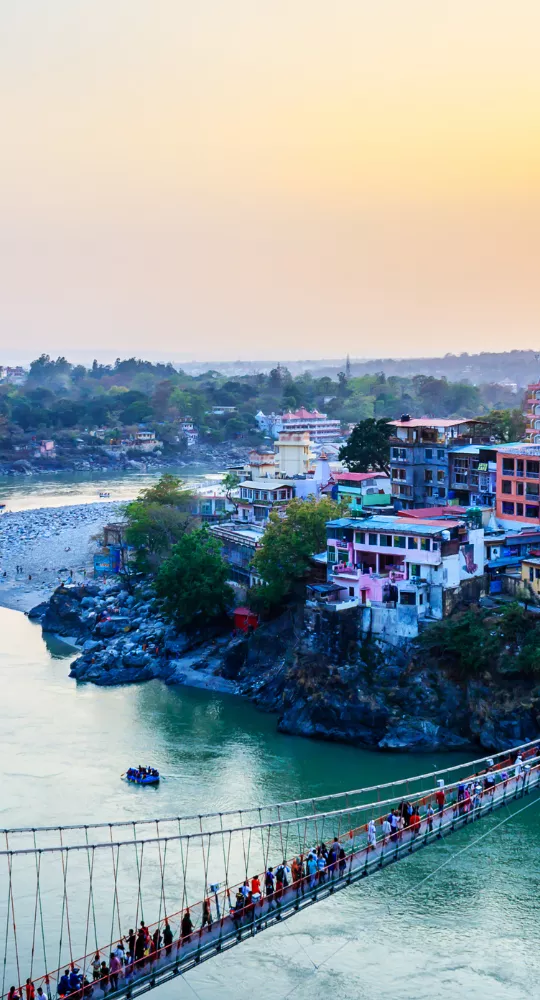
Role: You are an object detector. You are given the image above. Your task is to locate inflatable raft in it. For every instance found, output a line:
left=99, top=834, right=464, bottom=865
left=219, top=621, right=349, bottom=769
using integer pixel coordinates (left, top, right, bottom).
left=125, top=767, right=160, bottom=785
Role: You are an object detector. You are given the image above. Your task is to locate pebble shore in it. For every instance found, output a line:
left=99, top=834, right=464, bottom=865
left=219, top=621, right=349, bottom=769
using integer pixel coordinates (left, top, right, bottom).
left=0, top=501, right=125, bottom=611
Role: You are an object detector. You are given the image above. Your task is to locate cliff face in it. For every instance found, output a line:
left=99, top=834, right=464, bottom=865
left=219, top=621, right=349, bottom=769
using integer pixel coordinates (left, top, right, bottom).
left=229, top=604, right=540, bottom=752
left=31, top=585, right=540, bottom=752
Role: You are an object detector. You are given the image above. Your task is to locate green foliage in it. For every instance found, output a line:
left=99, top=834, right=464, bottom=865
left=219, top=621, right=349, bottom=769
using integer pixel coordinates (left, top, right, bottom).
left=250, top=495, right=341, bottom=613
left=338, top=418, right=392, bottom=473
left=125, top=475, right=196, bottom=572
left=155, top=528, right=234, bottom=629
left=418, top=603, right=540, bottom=678
left=485, top=408, right=527, bottom=443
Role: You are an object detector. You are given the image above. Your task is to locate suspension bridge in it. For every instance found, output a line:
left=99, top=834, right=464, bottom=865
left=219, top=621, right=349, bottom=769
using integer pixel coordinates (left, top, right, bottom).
left=2, top=739, right=539, bottom=1000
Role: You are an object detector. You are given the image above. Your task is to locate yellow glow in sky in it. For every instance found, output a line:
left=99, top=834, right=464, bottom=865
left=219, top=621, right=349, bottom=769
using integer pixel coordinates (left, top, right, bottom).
left=1, top=1, right=539, bottom=360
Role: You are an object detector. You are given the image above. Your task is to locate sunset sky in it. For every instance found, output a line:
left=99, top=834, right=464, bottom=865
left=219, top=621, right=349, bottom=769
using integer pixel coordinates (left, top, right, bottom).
left=1, top=1, right=539, bottom=362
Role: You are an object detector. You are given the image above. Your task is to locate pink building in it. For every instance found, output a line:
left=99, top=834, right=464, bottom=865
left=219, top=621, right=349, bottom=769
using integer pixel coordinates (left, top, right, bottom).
left=326, top=513, right=484, bottom=619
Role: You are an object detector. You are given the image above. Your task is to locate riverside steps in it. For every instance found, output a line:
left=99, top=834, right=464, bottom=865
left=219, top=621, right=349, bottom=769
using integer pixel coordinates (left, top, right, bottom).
left=2, top=739, right=539, bottom=1000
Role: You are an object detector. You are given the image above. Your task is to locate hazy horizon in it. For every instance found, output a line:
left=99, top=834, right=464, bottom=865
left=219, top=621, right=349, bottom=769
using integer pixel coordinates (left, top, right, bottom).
left=1, top=2, right=539, bottom=361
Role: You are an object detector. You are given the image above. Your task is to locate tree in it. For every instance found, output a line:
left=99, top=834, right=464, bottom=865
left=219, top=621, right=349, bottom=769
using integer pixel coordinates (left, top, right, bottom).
left=486, top=408, right=526, bottom=443
left=155, top=528, right=234, bottom=629
left=338, top=418, right=392, bottom=473
left=124, top=474, right=196, bottom=571
left=222, top=471, right=241, bottom=513
left=250, top=495, right=341, bottom=612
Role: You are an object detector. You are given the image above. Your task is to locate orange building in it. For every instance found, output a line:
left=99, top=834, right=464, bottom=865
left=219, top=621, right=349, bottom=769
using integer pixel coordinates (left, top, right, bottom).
left=524, top=381, right=540, bottom=443
left=496, top=444, right=540, bottom=525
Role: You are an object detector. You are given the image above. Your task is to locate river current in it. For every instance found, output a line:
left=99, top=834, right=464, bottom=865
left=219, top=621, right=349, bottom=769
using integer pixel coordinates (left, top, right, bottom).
left=1, top=472, right=539, bottom=998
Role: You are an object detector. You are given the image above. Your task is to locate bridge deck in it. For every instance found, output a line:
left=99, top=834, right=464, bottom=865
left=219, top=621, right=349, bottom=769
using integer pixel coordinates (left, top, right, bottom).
left=70, top=764, right=539, bottom=1000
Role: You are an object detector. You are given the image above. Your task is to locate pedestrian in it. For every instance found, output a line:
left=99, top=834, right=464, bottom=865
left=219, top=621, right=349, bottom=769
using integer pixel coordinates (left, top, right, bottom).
left=251, top=874, right=261, bottom=902
left=92, top=954, right=101, bottom=982
left=134, top=929, right=146, bottom=969
left=152, top=928, right=162, bottom=958
left=180, top=909, right=193, bottom=944
left=307, top=853, right=318, bottom=889
left=265, top=866, right=275, bottom=904
left=25, top=979, right=35, bottom=1000
left=426, top=804, right=434, bottom=832
left=317, top=852, right=326, bottom=882
left=410, top=809, right=421, bottom=837
left=109, top=953, right=121, bottom=991
left=367, top=819, right=377, bottom=851
left=7, top=989, right=21, bottom=1000
left=125, top=930, right=135, bottom=961
left=381, top=817, right=392, bottom=845
left=99, top=962, right=109, bottom=995
left=435, top=786, right=445, bottom=815
left=275, top=871, right=284, bottom=919
left=58, top=972, right=70, bottom=997
left=338, top=847, right=347, bottom=876
left=201, top=898, right=212, bottom=932
left=163, top=920, right=173, bottom=956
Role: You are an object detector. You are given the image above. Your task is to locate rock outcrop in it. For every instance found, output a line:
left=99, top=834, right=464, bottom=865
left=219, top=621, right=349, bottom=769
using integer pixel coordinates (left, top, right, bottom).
left=31, top=586, right=540, bottom=752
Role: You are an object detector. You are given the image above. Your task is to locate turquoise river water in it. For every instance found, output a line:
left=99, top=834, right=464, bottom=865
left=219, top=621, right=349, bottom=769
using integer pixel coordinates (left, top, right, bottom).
left=1, top=472, right=539, bottom=998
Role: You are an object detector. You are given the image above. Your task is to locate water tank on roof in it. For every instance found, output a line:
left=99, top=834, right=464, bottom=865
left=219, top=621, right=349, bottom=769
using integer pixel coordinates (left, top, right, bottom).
left=400, top=413, right=411, bottom=422
left=441, top=529, right=451, bottom=541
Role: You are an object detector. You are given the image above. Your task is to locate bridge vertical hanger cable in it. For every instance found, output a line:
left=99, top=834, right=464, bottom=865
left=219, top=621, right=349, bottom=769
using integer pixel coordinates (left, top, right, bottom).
left=2, top=845, right=12, bottom=999
left=134, top=841, right=145, bottom=931
left=82, top=847, right=96, bottom=989
left=58, top=831, right=74, bottom=968
left=29, top=847, right=41, bottom=980
left=33, top=832, right=49, bottom=994
left=83, top=828, right=98, bottom=956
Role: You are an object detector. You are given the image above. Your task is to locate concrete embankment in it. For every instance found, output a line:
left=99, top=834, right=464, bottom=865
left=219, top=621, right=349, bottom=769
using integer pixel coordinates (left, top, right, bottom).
left=0, top=502, right=125, bottom=611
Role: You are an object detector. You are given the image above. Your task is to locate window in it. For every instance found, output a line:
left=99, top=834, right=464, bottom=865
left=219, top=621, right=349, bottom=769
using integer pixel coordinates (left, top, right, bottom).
left=327, top=547, right=337, bottom=563
left=527, top=461, right=540, bottom=478
left=437, top=450, right=445, bottom=460
left=380, top=534, right=392, bottom=547
left=425, top=487, right=433, bottom=497
left=536, top=569, right=540, bottom=581
left=419, top=594, right=424, bottom=605
left=516, top=482, right=524, bottom=495
left=407, top=537, right=418, bottom=549
left=355, top=531, right=365, bottom=544
left=530, top=567, right=534, bottom=582
left=502, top=501, right=515, bottom=515
left=420, top=538, right=431, bottom=551
left=393, top=535, right=406, bottom=548
left=424, top=469, right=433, bottom=483
left=368, top=533, right=378, bottom=546
left=437, top=470, right=445, bottom=482
left=517, top=460, right=524, bottom=476
left=425, top=448, right=433, bottom=459
left=409, top=564, right=421, bottom=578
left=438, top=488, right=446, bottom=499
left=432, top=542, right=439, bottom=551
left=501, top=480, right=512, bottom=494
left=400, top=591, right=416, bottom=605
left=517, top=503, right=524, bottom=516
left=391, top=447, right=399, bottom=459
left=526, top=505, right=538, bottom=519
left=337, top=548, right=349, bottom=563
left=502, top=458, right=515, bottom=474
left=392, top=447, right=407, bottom=461
left=349, top=587, right=355, bottom=597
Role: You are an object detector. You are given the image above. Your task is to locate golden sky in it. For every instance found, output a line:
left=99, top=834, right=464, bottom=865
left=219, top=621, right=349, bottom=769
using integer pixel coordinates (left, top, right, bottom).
left=1, top=1, right=539, bottom=361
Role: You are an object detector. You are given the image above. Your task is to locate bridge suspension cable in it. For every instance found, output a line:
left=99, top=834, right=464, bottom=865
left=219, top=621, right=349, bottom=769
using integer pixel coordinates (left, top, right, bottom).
left=0, top=740, right=538, bottom=1000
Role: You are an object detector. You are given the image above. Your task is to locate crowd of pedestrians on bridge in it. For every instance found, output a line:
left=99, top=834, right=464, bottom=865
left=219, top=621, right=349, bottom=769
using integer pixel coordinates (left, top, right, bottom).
left=7, top=753, right=529, bottom=1000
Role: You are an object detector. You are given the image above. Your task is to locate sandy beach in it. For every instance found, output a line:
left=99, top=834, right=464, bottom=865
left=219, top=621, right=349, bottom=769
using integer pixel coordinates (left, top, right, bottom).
left=0, top=501, right=126, bottom=612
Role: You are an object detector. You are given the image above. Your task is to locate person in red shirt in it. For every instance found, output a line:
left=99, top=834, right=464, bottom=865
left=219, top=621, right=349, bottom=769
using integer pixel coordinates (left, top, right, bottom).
left=25, top=981, right=35, bottom=1000
left=435, top=788, right=445, bottom=815
left=410, top=809, right=421, bottom=836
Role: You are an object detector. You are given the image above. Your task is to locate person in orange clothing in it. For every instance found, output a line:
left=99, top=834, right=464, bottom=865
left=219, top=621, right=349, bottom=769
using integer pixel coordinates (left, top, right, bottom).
left=435, top=787, right=445, bottom=815
left=410, top=808, right=422, bottom=837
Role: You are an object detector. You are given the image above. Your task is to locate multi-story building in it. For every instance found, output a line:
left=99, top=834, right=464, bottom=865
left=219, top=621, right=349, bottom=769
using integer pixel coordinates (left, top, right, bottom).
left=326, top=513, right=484, bottom=621
left=389, top=416, right=489, bottom=509
left=448, top=445, right=497, bottom=508
left=495, top=443, right=540, bottom=527
left=524, top=381, right=540, bottom=443
left=235, top=479, right=296, bottom=524
left=281, top=407, right=342, bottom=442
left=275, top=431, right=313, bottom=477
left=331, top=472, right=392, bottom=513
left=179, top=417, right=198, bottom=447
left=209, top=522, right=264, bottom=587
left=247, top=447, right=276, bottom=478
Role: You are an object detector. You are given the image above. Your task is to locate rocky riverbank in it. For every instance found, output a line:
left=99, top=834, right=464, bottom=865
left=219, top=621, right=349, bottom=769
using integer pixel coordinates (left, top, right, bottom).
left=29, top=582, right=540, bottom=753
left=0, top=502, right=125, bottom=611
left=0, top=442, right=249, bottom=477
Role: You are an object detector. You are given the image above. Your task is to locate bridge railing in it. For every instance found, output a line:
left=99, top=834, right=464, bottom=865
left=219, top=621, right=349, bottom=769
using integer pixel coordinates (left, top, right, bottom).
left=2, top=744, right=538, bottom=1000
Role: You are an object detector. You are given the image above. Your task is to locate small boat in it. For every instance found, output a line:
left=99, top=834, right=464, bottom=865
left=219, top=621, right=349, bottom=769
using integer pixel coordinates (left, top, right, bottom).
left=98, top=491, right=111, bottom=498
left=125, top=766, right=160, bottom=785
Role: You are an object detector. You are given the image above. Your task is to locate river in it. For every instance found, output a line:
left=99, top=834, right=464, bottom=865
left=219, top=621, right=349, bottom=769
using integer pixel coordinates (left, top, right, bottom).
left=1, top=476, right=539, bottom=998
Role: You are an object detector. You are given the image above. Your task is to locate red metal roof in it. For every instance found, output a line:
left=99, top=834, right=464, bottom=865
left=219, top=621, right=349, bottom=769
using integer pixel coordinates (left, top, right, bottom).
left=398, top=506, right=468, bottom=518
left=334, top=472, right=389, bottom=482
